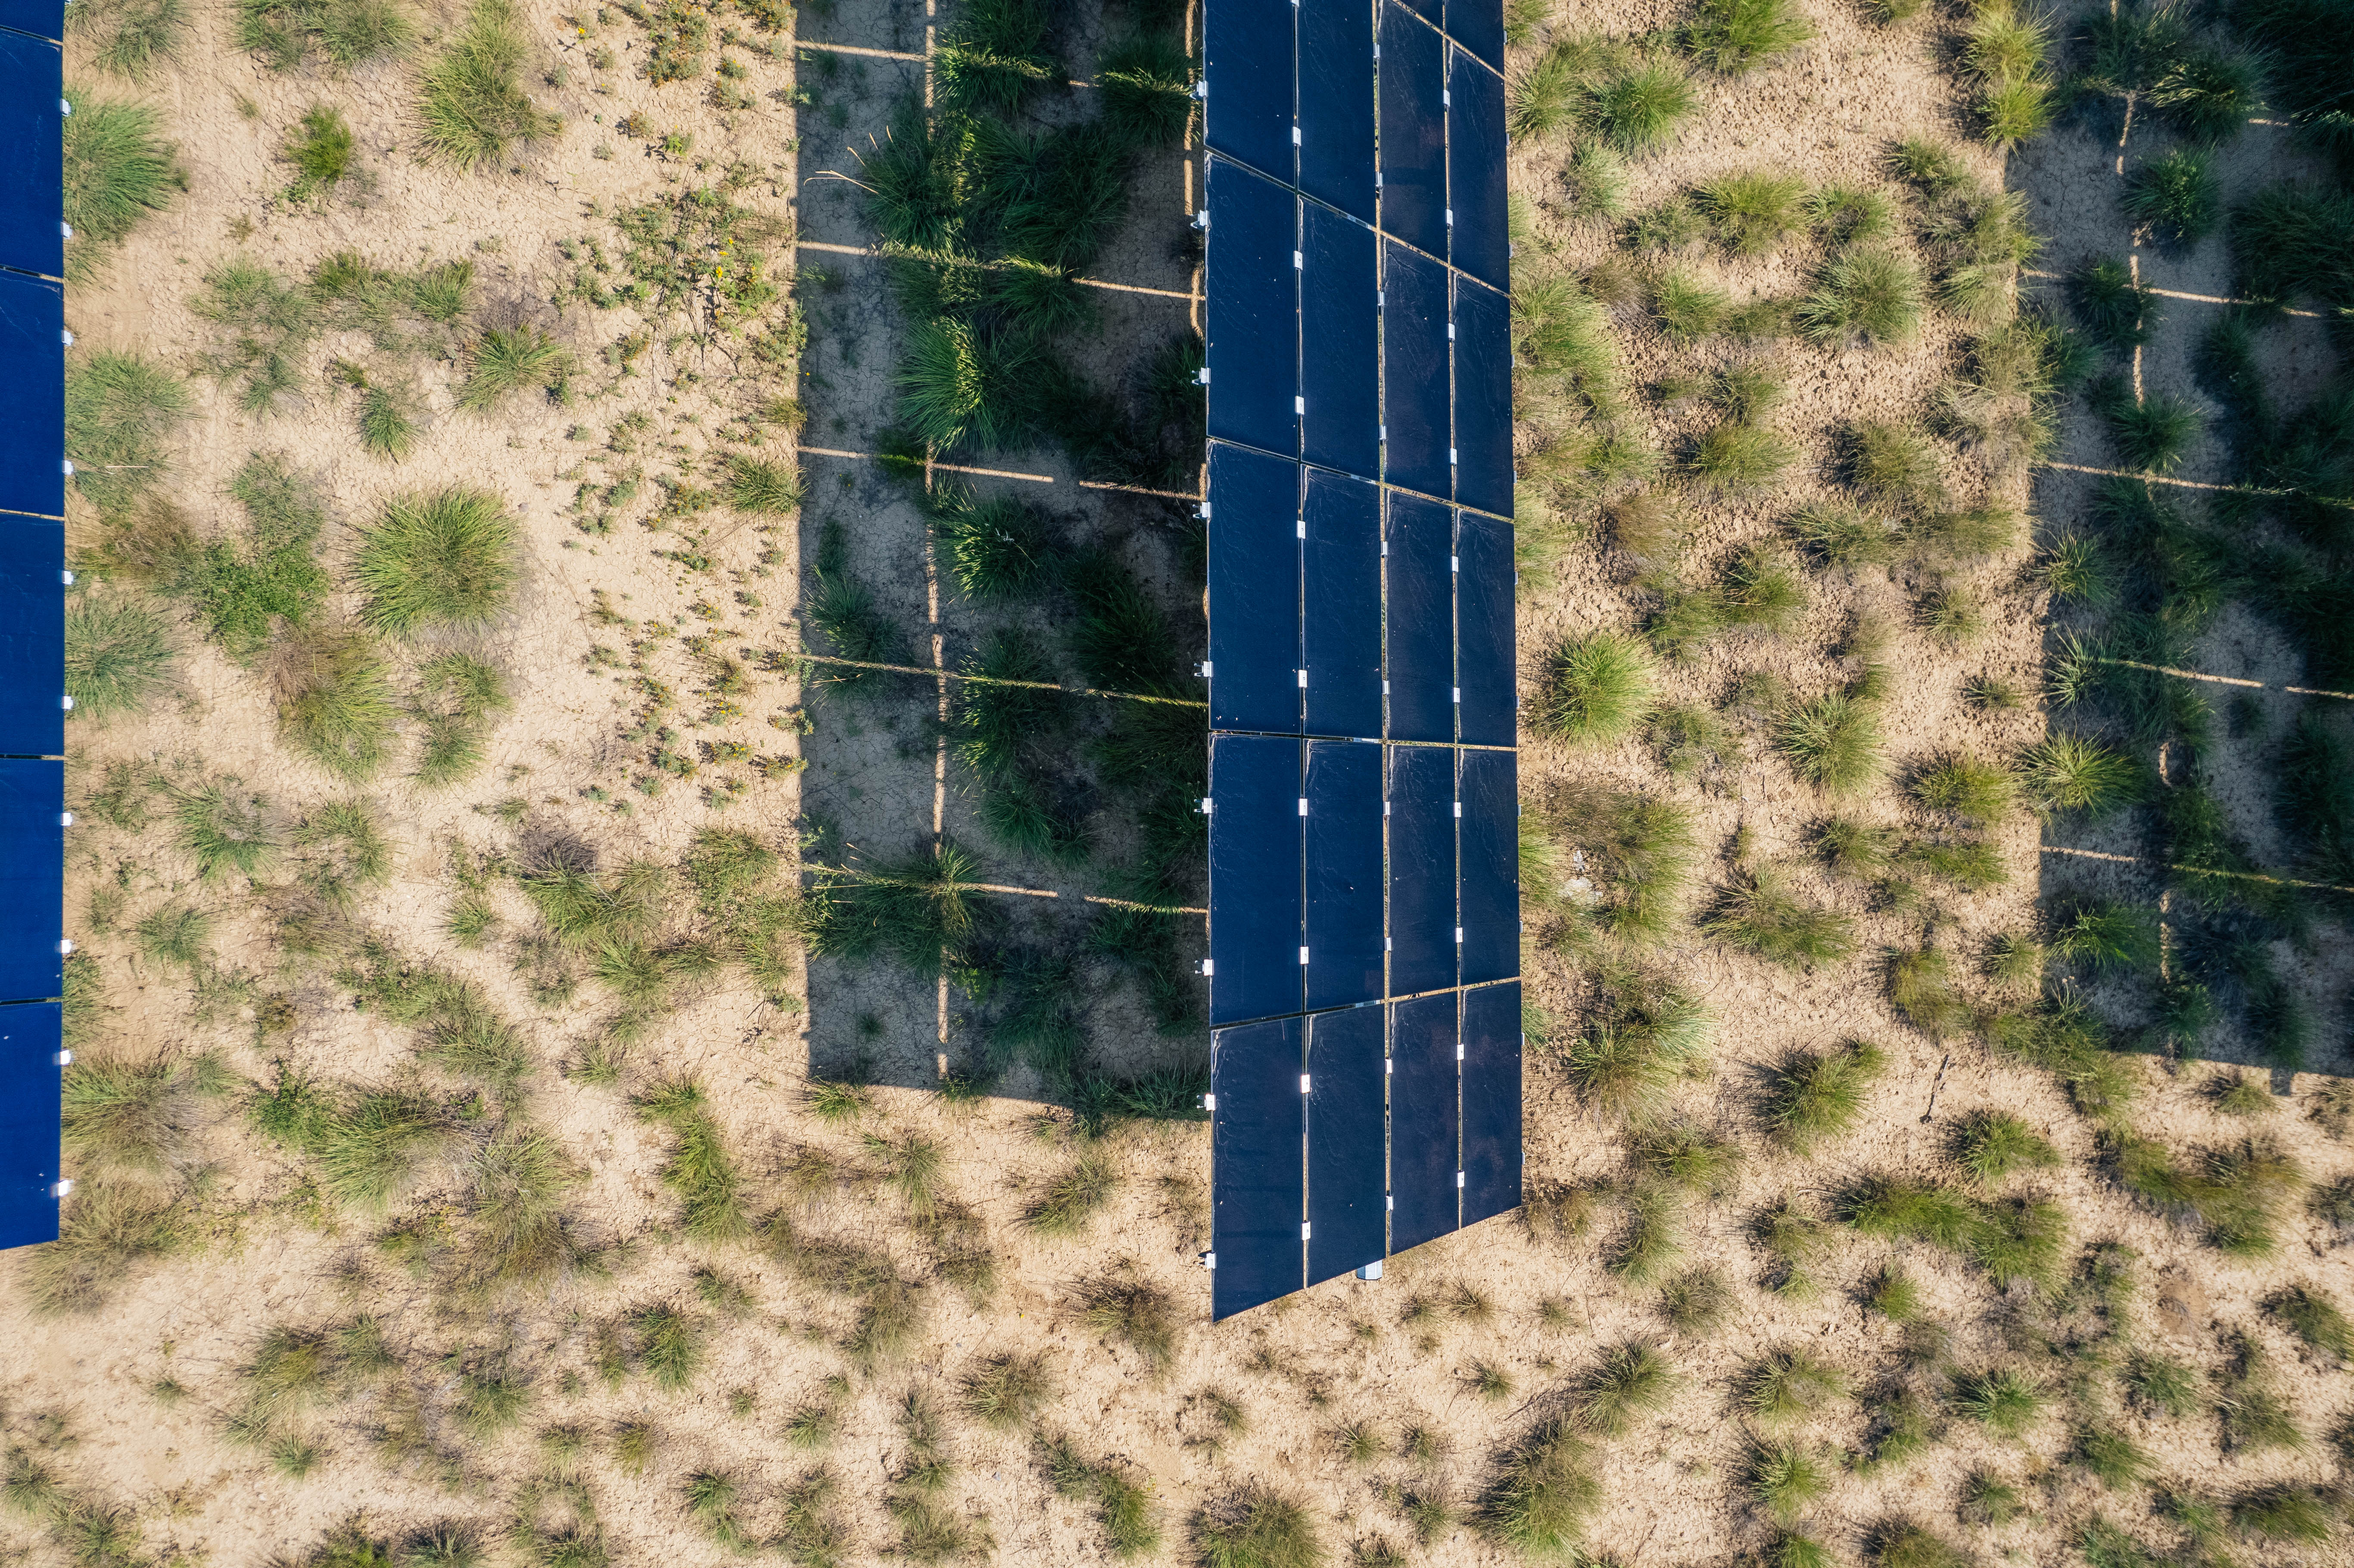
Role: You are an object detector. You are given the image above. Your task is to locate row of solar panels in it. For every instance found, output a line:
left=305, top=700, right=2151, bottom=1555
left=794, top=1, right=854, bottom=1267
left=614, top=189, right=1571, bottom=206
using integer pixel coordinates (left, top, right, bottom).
left=1209, top=981, right=1522, bottom=1319
left=0, top=0, right=72, bottom=1251
left=1207, top=734, right=1515, bottom=1028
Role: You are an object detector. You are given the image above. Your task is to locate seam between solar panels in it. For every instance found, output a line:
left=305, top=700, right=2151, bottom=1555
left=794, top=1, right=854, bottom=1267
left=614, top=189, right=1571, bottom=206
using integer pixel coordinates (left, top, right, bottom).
left=1208, top=975, right=1522, bottom=1033
left=1202, top=437, right=1510, bottom=524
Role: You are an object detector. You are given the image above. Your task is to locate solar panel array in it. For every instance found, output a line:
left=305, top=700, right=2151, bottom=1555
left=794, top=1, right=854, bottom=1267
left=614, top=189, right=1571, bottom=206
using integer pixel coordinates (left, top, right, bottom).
left=0, top=0, right=70, bottom=1251
left=1200, top=0, right=1520, bottom=1320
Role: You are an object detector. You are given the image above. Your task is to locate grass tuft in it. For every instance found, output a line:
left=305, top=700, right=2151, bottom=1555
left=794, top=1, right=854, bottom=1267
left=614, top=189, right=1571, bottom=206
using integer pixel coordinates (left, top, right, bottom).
left=353, top=488, right=518, bottom=635
left=1759, top=1040, right=1885, bottom=1152
left=65, top=596, right=177, bottom=722
left=417, top=0, right=555, bottom=169
left=1685, top=0, right=1815, bottom=74
left=1776, top=691, right=1884, bottom=795
left=1532, top=632, right=1657, bottom=744
left=62, top=91, right=183, bottom=281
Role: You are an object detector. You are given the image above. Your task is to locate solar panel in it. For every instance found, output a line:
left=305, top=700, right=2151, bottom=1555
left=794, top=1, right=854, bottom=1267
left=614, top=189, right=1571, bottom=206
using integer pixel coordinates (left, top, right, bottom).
left=1448, top=0, right=1507, bottom=70
left=1458, top=748, right=1518, bottom=986
left=0, top=0, right=64, bottom=42
left=0, top=759, right=59, bottom=1004
left=1301, top=204, right=1379, bottom=480
left=1460, top=982, right=1522, bottom=1225
left=1386, top=744, right=1456, bottom=997
left=0, top=31, right=60, bottom=280
left=1205, top=158, right=1299, bottom=457
left=1380, top=240, right=1450, bottom=502
left=0, top=516, right=62, bottom=756
left=1208, top=735, right=1302, bottom=1027
left=1388, top=992, right=1458, bottom=1249
left=1298, top=0, right=1376, bottom=222
left=1454, top=510, right=1515, bottom=747
left=1384, top=491, right=1453, bottom=744
left=1211, top=1016, right=1305, bottom=1317
left=1301, top=469, right=1382, bottom=739
left=0, top=270, right=64, bottom=521
left=1202, top=0, right=1294, bottom=179
left=1304, top=740, right=1382, bottom=1011
left=0, top=1001, right=60, bottom=1249
left=1453, top=276, right=1513, bottom=518
left=1378, top=3, right=1449, bottom=262
left=1206, top=443, right=1302, bottom=735
left=1446, top=50, right=1508, bottom=291
left=1305, top=1004, right=1385, bottom=1284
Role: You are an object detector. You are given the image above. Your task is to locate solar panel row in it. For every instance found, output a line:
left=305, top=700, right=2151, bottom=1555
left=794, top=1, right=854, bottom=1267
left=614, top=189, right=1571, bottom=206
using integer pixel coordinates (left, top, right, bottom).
left=1208, top=982, right=1523, bottom=1319
left=0, top=0, right=69, bottom=1251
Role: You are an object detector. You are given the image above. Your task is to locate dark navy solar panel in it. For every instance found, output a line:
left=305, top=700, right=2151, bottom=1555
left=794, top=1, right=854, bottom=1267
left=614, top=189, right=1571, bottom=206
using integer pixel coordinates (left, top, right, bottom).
left=1305, top=1005, right=1386, bottom=1284
left=1203, top=1, right=1294, bottom=180
left=1298, top=0, right=1376, bottom=222
left=1302, top=468, right=1382, bottom=739
left=1388, top=992, right=1457, bottom=1248
left=1208, top=735, right=1302, bottom=1026
left=1453, top=276, right=1513, bottom=519
left=0, top=0, right=63, bottom=41
left=1376, top=3, right=1448, bottom=259
left=1205, top=159, right=1299, bottom=458
left=0, top=272, right=64, bottom=520
left=1455, top=511, right=1515, bottom=747
left=1460, top=982, right=1521, bottom=1226
left=1384, top=491, right=1453, bottom=744
left=1211, top=1016, right=1304, bottom=1319
left=1301, top=205, right=1379, bottom=481
left=1396, top=0, right=1442, bottom=22
left=1206, top=443, right=1301, bottom=735
left=1447, top=47, right=1509, bottom=289
left=1458, top=748, right=1518, bottom=986
left=1448, top=0, right=1507, bottom=81
left=1305, top=740, right=1383, bottom=1011
left=0, top=34, right=60, bottom=280
left=1380, top=242, right=1450, bottom=502
left=0, top=759, right=59, bottom=1004
left=0, top=517, right=62, bottom=756
left=1386, top=744, right=1456, bottom=996
left=0, top=1001, right=59, bottom=1249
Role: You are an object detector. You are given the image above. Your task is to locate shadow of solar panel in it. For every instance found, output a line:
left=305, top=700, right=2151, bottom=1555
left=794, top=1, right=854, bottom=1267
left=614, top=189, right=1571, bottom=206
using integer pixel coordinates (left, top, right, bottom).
left=1448, top=1, right=1508, bottom=82
left=1453, top=276, right=1513, bottom=518
left=1305, top=740, right=1383, bottom=1011
left=0, top=1001, right=59, bottom=1249
left=1211, top=1015, right=1305, bottom=1319
left=1460, top=981, right=1522, bottom=1226
left=0, top=0, right=63, bottom=41
left=1383, top=491, right=1453, bottom=744
left=0, top=32, right=61, bottom=280
left=1298, top=0, right=1376, bottom=222
left=1305, top=1004, right=1385, bottom=1284
left=0, top=516, right=60, bottom=757
left=0, top=271, right=63, bottom=520
left=1207, top=443, right=1302, bottom=735
left=1301, top=205, right=1379, bottom=480
left=1302, top=468, right=1381, bottom=738
left=1376, top=3, right=1447, bottom=259
left=1454, top=510, right=1514, bottom=746
left=1202, top=0, right=1294, bottom=180
left=1379, top=241, right=1449, bottom=501
left=1208, top=735, right=1302, bottom=1026
left=1458, top=748, right=1518, bottom=986
left=1388, top=992, right=1457, bottom=1249
left=1447, top=47, right=1509, bottom=288
left=1386, top=744, right=1455, bottom=996
left=0, top=759, right=59, bottom=1004
left=1206, top=159, right=1300, bottom=457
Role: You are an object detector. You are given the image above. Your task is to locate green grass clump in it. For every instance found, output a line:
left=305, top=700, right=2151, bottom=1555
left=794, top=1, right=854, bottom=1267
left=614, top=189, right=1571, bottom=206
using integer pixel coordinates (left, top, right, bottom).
left=1042, top=1435, right=1161, bottom=1558
left=1698, top=172, right=1809, bottom=255
left=411, top=653, right=511, bottom=786
left=21, top=1181, right=193, bottom=1312
left=353, top=489, right=518, bottom=635
left=933, top=490, right=1055, bottom=600
left=1862, top=1265, right=1921, bottom=1323
left=724, top=454, right=803, bottom=515
left=1476, top=1420, right=1598, bottom=1556
left=1545, top=786, right=1700, bottom=945
left=1902, top=838, right=2005, bottom=890
left=1846, top=422, right=1944, bottom=511
left=417, top=0, right=555, bottom=169
left=1889, top=948, right=1969, bottom=1038
left=1742, top=1349, right=1846, bottom=1426
left=1074, top=1275, right=1180, bottom=1377
left=2096, top=388, right=2201, bottom=473
left=61, top=90, right=183, bottom=281
left=1788, top=501, right=1898, bottom=568
left=2123, top=1352, right=2198, bottom=1417
left=283, top=106, right=356, bottom=201
left=1561, top=975, right=1711, bottom=1121
left=357, top=384, right=419, bottom=460
left=1703, top=872, right=1856, bottom=970
left=166, top=778, right=276, bottom=882
left=1658, top=1266, right=1732, bottom=1336
left=897, top=317, right=1039, bottom=452
left=1587, top=62, right=1697, bottom=152
left=1191, top=1490, right=1319, bottom=1568
left=1760, top=1041, right=1884, bottom=1153
left=1953, top=1112, right=2057, bottom=1186
left=1910, top=754, right=2017, bottom=824
left=2265, top=1284, right=2352, bottom=1364
left=291, top=800, right=391, bottom=909
left=1948, top=1368, right=2043, bottom=1439
left=274, top=627, right=400, bottom=781
left=71, top=0, right=191, bottom=79
left=2117, top=1136, right=2302, bottom=1258
left=1746, top=1441, right=1826, bottom=1527
left=65, top=352, right=191, bottom=521
left=1685, top=0, right=1814, bottom=74
left=2066, top=257, right=2154, bottom=354
left=2148, top=45, right=2262, bottom=145
left=1776, top=692, right=1884, bottom=795
left=635, top=1079, right=747, bottom=1242
left=1797, top=247, right=1922, bottom=348
left=934, top=0, right=1058, bottom=117
left=63, top=1055, right=196, bottom=1173
left=2229, top=1485, right=2333, bottom=1545
left=163, top=455, right=330, bottom=661
left=962, top=1353, right=1054, bottom=1431
left=1977, top=74, right=2052, bottom=149
left=237, top=0, right=415, bottom=69
left=2048, top=900, right=2158, bottom=974
left=1533, top=632, right=1657, bottom=744
left=1025, top=1151, right=1117, bottom=1235
left=1609, top=1179, right=1685, bottom=1285
left=1840, top=1176, right=1981, bottom=1248
left=1688, top=422, right=1797, bottom=492
left=1096, top=31, right=1193, bottom=148
left=456, top=327, right=571, bottom=412
left=2018, top=733, right=2139, bottom=818
left=65, top=597, right=176, bottom=722
left=1572, top=1342, right=1676, bottom=1436
left=2124, top=148, right=2219, bottom=247
left=1653, top=271, right=1731, bottom=342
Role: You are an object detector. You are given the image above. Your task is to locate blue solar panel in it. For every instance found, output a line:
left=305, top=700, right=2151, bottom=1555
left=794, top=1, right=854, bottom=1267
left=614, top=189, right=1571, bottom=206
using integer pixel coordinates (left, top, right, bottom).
left=1305, top=740, right=1383, bottom=1011
left=0, top=271, right=63, bottom=520
left=0, top=0, right=64, bottom=41
left=1206, top=159, right=1299, bottom=457
left=1387, top=744, right=1455, bottom=996
left=1299, top=0, right=1376, bottom=222
left=1305, top=1004, right=1386, bottom=1284
left=1448, top=2, right=1508, bottom=87
left=1453, top=276, right=1513, bottom=518
left=0, top=759, right=59, bottom=1003
left=0, top=32, right=60, bottom=280
left=1454, top=510, right=1514, bottom=746
left=1301, top=205, right=1379, bottom=481
left=1389, top=992, right=1457, bottom=1248
left=1397, top=0, right=1442, bottom=22
left=1381, top=242, right=1450, bottom=501
left=1211, top=1015, right=1304, bottom=1318
left=0, top=518, right=61, bottom=756
left=1377, top=3, right=1447, bottom=259
left=1458, top=748, right=1517, bottom=986
left=1447, top=48, right=1509, bottom=289
left=1207, top=443, right=1302, bottom=735
left=1385, top=491, right=1453, bottom=744
left=1203, top=0, right=1294, bottom=180
left=0, top=1001, right=59, bottom=1249
left=1302, top=469, right=1382, bottom=739
left=1460, top=981, right=1522, bottom=1225
left=1208, top=735, right=1302, bottom=1026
